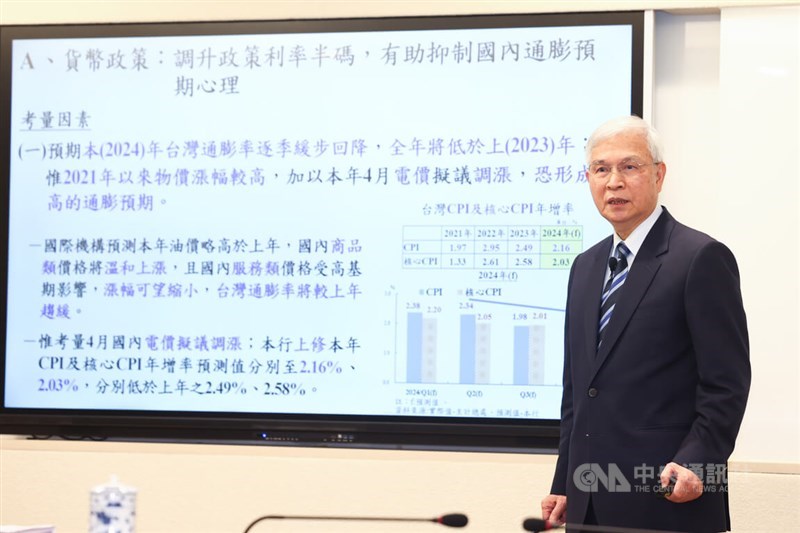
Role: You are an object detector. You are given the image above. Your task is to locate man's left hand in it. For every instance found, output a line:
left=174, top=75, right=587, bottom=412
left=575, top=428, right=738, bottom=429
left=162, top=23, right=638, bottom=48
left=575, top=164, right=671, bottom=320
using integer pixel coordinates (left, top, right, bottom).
left=660, top=462, right=703, bottom=503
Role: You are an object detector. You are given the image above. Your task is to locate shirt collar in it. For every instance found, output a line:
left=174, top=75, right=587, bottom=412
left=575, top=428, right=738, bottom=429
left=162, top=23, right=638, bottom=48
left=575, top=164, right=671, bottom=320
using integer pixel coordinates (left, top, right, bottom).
left=612, top=204, right=663, bottom=262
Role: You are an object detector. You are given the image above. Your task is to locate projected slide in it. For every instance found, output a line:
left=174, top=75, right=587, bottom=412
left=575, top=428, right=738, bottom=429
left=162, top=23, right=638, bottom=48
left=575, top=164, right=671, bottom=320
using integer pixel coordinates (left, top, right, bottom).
left=4, top=22, right=632, bottom=419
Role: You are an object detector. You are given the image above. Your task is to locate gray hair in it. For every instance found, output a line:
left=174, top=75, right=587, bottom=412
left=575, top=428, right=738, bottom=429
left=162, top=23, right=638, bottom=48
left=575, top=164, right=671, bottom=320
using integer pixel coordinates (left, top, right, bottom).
left=585, top=115, right=665, bottom=164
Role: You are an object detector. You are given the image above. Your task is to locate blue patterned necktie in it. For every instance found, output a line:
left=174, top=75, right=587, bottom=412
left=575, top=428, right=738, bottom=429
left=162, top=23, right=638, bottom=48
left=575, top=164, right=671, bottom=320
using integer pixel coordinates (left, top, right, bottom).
left=598, top=242, right=631, bottom=349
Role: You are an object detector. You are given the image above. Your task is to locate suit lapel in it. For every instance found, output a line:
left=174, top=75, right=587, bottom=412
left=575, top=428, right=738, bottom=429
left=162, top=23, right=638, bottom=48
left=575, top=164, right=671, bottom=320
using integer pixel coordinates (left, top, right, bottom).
left=592, top=210, right=675, bottom=373
left=581, top=237, right=613, bottom=366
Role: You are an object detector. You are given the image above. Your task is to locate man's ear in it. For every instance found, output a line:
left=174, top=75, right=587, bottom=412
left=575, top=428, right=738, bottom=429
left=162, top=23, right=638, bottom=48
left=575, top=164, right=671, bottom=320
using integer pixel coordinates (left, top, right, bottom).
left=655, top=162, right=666, bottom=192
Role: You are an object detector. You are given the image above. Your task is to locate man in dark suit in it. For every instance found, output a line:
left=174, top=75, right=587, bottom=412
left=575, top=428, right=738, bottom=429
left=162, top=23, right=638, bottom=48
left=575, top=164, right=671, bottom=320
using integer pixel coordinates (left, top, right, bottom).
left=541, top=116, right=750, bottom=532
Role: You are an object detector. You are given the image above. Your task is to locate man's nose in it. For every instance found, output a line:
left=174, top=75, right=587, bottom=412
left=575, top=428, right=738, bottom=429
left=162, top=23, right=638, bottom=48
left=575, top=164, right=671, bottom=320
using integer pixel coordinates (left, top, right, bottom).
left=606, top=169, right=625, bottom=188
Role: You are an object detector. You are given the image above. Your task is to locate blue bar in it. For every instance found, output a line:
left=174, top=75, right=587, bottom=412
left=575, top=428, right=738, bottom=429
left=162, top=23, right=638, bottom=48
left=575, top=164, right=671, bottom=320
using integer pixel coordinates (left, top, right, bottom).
left=460, top=314, right=476, bottom=384
left=513, top=325, right=529, bottom=385
left=406, top=312, right=423, bottom=383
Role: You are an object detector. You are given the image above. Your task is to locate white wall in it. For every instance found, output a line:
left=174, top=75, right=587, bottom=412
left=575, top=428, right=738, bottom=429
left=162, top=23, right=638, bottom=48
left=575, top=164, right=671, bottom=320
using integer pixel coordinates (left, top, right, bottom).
left=717, top=5, right=800, bottom=466
left=1, top=2, right=799, bottom=532
left=1, top=436, right=799, bottom=533
left=0, top=0, right=798, bottom=24
left=654, top=5, right=800, bottom=465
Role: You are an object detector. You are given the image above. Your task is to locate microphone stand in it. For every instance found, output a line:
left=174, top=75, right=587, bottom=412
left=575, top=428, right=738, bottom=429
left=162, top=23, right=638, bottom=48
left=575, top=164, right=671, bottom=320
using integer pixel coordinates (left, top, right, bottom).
left=244, top=513, right=468, bottom=532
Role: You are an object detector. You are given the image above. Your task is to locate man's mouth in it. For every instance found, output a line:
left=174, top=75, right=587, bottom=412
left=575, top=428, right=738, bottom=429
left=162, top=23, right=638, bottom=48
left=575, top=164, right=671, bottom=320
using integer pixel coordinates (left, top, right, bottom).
left=607, top=198, right=628, bottom=205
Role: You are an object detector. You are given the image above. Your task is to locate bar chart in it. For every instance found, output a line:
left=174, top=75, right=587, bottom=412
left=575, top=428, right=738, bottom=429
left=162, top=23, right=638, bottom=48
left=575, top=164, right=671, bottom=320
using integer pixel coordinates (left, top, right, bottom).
left=388, top=221, right=588, bottom=416
left=399, top=299, right=560, bottom=387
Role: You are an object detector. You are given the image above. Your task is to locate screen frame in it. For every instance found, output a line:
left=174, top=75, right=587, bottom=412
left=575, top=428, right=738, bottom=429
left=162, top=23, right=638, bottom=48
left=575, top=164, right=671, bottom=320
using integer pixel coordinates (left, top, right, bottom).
left=0, top=10, right=645, bottom=452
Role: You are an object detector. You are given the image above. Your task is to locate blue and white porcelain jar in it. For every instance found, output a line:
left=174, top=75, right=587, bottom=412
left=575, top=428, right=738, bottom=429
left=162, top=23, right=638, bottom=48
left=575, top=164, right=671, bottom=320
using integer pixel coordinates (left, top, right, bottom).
left=89, top=476, right=136, bottom=533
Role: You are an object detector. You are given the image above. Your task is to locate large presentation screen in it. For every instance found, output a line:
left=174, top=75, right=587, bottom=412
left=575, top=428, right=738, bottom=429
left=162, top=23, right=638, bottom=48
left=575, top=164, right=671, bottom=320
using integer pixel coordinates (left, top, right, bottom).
left=0, top=12, right=644, bottom=448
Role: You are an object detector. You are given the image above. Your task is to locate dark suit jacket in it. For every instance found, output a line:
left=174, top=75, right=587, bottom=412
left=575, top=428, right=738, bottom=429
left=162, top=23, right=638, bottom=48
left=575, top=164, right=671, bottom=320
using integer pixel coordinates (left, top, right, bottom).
left=551, top=208, right=750, bottom=532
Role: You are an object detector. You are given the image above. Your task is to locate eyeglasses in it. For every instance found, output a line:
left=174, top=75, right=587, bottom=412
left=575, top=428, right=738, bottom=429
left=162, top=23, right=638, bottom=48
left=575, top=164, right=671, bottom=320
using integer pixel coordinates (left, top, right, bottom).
left=588, top=158, right=660, bottom=179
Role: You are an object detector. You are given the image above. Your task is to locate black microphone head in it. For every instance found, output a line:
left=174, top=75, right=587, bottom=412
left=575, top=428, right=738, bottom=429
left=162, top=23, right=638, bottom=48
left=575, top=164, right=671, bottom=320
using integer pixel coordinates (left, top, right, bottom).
left=437, top=513, right=468, bottom=528
left=522, top=517, right=557, bottom=531
left=608, top=256, right=618, bottom=271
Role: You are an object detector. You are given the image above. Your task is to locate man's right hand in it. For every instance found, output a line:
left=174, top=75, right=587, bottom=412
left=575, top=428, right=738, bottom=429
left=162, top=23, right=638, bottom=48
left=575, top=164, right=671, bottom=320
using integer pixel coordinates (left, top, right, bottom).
left=541, top=494, right=567, bottom=524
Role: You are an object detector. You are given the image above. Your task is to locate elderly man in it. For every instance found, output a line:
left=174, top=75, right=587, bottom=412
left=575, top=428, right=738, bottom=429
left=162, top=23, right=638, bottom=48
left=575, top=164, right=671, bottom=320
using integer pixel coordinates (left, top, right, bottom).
left=541, top=116, right=750, bottom=532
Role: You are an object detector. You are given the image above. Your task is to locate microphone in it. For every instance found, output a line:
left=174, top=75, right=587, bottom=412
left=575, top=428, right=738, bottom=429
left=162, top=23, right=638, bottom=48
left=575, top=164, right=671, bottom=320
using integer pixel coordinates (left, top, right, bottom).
left=522, top=518, right=563, bottom=531
left=244, top=512, right=468, bottom=532
left=608, top=256, right=618, bottom=273
left=438, top=514, right=469, bottom=527
left=522, top=517, right=688, bottom=533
